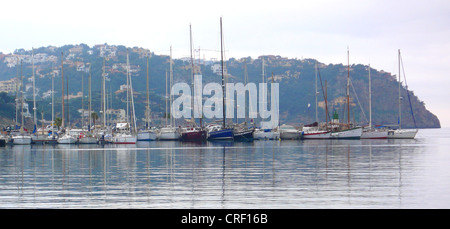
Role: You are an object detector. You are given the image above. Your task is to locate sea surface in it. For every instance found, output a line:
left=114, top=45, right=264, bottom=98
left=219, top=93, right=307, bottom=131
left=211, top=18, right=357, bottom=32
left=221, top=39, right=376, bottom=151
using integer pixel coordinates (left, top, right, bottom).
left=1, top=128, right=449, bottom=209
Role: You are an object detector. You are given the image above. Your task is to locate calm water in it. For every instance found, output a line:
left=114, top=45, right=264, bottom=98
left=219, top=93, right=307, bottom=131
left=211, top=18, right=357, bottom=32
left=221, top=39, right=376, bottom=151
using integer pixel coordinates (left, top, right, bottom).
left=1, top=128, right=449, bottom=209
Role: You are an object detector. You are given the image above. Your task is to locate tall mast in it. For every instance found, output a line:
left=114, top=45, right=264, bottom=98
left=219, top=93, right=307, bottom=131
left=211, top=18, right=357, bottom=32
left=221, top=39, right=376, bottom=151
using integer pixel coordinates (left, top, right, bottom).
left=315, top=62, right=318, bottom=123
left=61, top=52, right=65, bottom=128
left=169, top=46, right=174, bottom=127
left=165, top=70, right=168, bottom=127
left=89, top=64, right=92, bottom=131
left=81, top=71, right=84, bottom=129
left=146, top=53, right=150, bottom=129
left=32, top=48, right=37, bottom=128
left=190, top=24, right=195, bottom=124
left=102, top=57, right=106, bottom=127
left=398, top=49, right=402, bottom=129
left=220, top=17, right=226, bottom=128
left=347, top=47, right=350, bottom=125
left=66, top=58, right=70, bottom=127
left=51, top=72, right=55, bottom=137
left=20, top=61, right=24, bottom=133
left=126, top=49, right=130, bottom=124
left=368, top=64, right=372, bottom=128
left=15, top=58, right=19, bottom=126
left=129, top=56, right=137, bottom=134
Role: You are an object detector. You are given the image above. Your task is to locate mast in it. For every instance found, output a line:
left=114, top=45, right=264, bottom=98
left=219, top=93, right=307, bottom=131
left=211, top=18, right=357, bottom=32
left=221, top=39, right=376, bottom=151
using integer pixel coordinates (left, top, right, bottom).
left=146, top=53, right=150, bottom=129
left=51, top=72, right=55, bottom=137
left=169, top=46, right=174, bottom=127
left=66, top=58, right=70, bottom=127
left=81, top=71, right=84, bottom=129
left=398, top=49, right=402, bottom=129
left=190, top=24, right=195, bottom=124
left=32, top=48, right=37, bottom=129
left=325, top=80, right=328, bottom=124
left=15, top=58, right=19, bottom=126
left=315, top=62, right=318, bottom=123
left=244, top=61, right=249, bottom=124
left=102, top=57, right=106, bottom=127
left=20, top=61, right=24, bottom=134
left=129, top=58, right=137, bottom=135
left=165, top=70, right=168, bottom=127
left=368, top=64, right=372, bottom=128
left=347, top=49, right=351, bottom=126
left=126, top=49, right=130, bottom=124
left=89, top=64, right=92, bottom=132
left=220, top=17, right=226, bottom=128
left=61, top=52, right=65, bottom=128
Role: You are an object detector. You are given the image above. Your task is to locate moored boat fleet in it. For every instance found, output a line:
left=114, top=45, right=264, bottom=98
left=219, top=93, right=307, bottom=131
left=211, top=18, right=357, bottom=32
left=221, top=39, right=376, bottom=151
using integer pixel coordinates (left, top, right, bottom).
left=0, top=20, right=420, bottom=147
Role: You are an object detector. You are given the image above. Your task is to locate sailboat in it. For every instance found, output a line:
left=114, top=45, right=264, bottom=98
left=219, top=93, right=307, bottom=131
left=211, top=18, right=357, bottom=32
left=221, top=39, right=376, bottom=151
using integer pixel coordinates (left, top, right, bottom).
left=30, top=49, right=49, bottom=144
left=137, top=54, right=158, bottom=141
left=388, top=50, right=418, bottom=139
left=12, top=60, right=32, bottom=145
left=57, top=52, right=77, bottom=144
left=361, top=64, right=388, bottom=139
left=158, top=47, right=181, bottom=141
left=113, top=49, right=137, bottom=144
left=302, top=63, right=332, bottom=139
left=329, top=48, right=362, bottom=139
left=180, top=24, right=207, bottom=142
left=79, top=66, right=98, bottom=144
left=207, top=17, right=234, bottom=141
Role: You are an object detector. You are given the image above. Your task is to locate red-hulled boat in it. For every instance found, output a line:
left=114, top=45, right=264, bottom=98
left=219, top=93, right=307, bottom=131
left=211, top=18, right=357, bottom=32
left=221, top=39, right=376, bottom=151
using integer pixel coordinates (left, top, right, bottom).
left=181, top=127, right=207, bottom=141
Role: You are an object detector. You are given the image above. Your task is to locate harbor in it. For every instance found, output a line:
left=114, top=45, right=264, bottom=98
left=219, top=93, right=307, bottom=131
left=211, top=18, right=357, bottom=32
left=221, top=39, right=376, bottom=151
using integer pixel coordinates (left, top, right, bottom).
left=0, top=128, right=448, bottom=209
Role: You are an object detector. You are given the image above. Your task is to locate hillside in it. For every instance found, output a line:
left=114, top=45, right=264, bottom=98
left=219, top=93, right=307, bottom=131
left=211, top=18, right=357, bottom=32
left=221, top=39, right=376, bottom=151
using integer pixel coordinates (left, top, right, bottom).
left=0, top=44, right=440, bottom=129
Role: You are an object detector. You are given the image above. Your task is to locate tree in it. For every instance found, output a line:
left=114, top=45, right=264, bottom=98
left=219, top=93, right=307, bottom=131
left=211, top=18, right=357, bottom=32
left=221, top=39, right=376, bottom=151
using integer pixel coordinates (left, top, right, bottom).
left=91, top=112, right=99, bottom=126
left=55, top=117, right=62, bottom=128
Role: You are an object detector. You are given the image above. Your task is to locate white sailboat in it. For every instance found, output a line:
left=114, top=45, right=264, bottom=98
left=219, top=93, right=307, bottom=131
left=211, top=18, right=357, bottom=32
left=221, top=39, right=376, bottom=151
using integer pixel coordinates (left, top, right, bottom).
left=138, top=54, right=157, bottom=141
left=279, top=124, right=301, bottom=140
left=303, top=63, right=332, bottom=139
left=361, top=64, right=388, bottom=139
left=57, top=52, right=77, bottom=144
left=157, top=47, right=180, bottom=141
left=254, top=62, right=279, bottom=140
left=113, top=49, right=137, bottom=144
left=12, top=60, right=32, bottom=145
left=78, top=64, right=97, bottom=144
left=329, top=48, right=362, bottom=139
left=388, top=50, right=418, bottom=139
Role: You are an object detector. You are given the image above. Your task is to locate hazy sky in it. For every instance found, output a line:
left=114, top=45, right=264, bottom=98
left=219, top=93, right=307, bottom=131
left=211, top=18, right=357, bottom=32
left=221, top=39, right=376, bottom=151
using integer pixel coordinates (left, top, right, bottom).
left=1, top=0, right=450, bottom=127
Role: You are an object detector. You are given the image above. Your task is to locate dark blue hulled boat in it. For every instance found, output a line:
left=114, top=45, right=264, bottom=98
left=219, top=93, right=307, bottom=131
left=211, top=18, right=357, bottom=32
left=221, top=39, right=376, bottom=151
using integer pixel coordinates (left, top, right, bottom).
left=206, top=125, right=234, bottom=140
left=206, top=18, right=234, bottom=142
left=233, top=128, right=254, bottom=142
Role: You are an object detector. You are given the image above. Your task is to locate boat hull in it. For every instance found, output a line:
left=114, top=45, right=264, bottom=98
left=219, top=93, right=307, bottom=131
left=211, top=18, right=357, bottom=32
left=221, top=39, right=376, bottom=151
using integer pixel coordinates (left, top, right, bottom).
left=208, top=129, right=234, bottom=140
left=387, top=129, right=418, bottom=139
left=302, top=131, right=331, bottom=139
left=254, top=130, right=280, bottom=140
left=330, top=127, right=363, bottom=139
left=0, top=138, right=6, bottom=147
left=12, top=135, right=32, bottom=145
left=361, top=130, right=388, bottom=139
left=158, top=132, right=180, bottom=141
left=57, top=136, right=77, bottom=144
left=137, top=131, right=157, bottom=141
left=79, top=136, right=98, bottom=144
left=181, top=130, right=207, bottom=141
left=113, top=135, right=137, bottom=144
left=234, top=129, right=255, bottom=142
left=280, top=131, right=301, bottom=140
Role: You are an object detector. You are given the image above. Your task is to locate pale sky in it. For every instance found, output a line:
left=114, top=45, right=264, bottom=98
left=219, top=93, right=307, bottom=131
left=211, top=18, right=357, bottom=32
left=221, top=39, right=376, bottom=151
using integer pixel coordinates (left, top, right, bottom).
left=1, top=0, right=450, bottom=127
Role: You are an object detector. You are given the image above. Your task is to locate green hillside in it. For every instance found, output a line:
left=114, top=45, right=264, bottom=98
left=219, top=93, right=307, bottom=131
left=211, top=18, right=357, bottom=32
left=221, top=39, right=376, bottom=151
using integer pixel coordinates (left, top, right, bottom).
left=0, top=44, right=440, bottom=129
